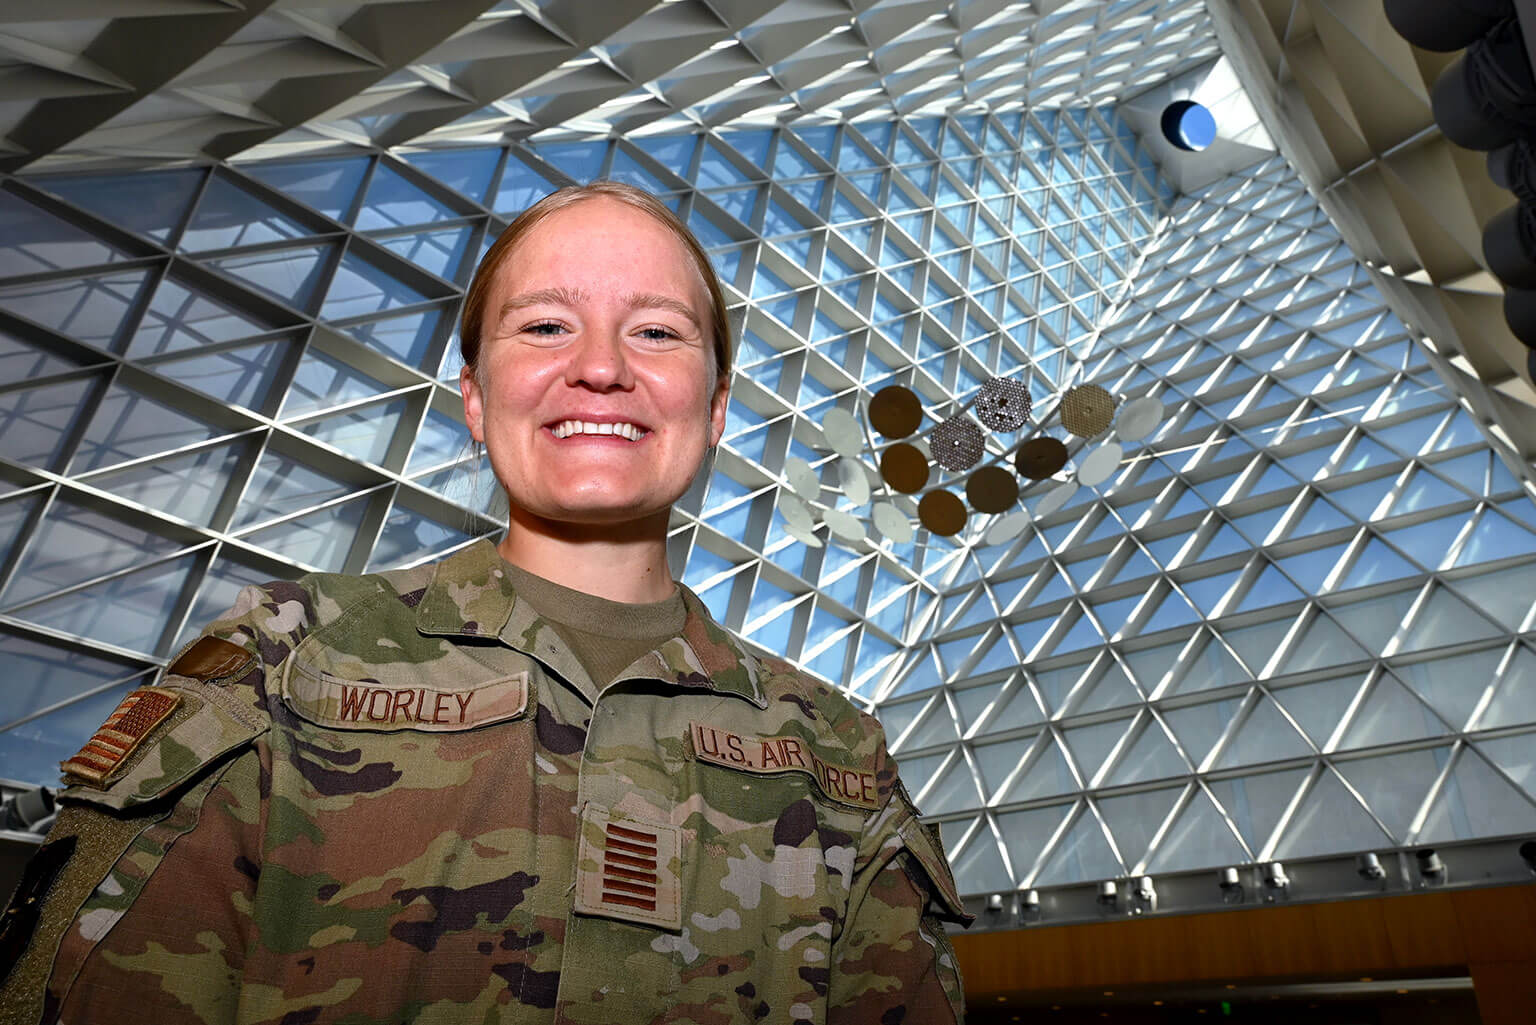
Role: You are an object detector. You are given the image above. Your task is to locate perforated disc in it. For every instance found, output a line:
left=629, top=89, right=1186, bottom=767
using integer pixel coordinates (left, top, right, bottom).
left=966, top=466, right=1020, bottom=514
left=1077, top=441, right=1123, bottom=487
left=823, top=508, right=866, bottom=543
left=785, top=457, right=821, bottom=501
left=868, top=385, right=923, bottom=439
left=872, top=502, right=914, bottom=543
left=880, top=443, right=930, bottom=493
left=821, top=406, right=863, bottom=457
left=1060, top=384, right=1116, bottom=438
left=929, top=416, right=985, bottom=472
left=918, top=490, right=967, bottom=536
left=1015, top=437, right=1069, bottom=480
left=975, top=377, right=1032, bottom=431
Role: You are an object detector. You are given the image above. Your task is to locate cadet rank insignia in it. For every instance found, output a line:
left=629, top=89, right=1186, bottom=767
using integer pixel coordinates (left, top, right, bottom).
left=60, top=687, right=180, bottom=787
left=574, top=806, right=683, bottom=930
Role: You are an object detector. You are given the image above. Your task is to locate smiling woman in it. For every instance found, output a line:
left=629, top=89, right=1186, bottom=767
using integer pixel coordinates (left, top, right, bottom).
left=1, top=181, right=972, bottom=1025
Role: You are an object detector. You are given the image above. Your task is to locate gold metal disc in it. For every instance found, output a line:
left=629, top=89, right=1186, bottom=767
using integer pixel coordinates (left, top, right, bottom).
left=966, top=466, right=1020, bottom=514
left=918, top=489, right=967, bottom=536
left=868, top=385, right=923, bottom=439
left=1015, top=437, right=1069, bottom=480
left=879, top=443, right=930, bottom=493
left=1060, top=384, right=1116, bottom=438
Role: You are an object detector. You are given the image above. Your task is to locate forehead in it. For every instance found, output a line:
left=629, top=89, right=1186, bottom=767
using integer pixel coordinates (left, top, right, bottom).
left=498, top=197, right=706, bottom=298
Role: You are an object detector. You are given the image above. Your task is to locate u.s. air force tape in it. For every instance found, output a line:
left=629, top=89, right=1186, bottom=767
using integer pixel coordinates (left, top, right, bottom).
left=688, top=721, right=879, bottom=811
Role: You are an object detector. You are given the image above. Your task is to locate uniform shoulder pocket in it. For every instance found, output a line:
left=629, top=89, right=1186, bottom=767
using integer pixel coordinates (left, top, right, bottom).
left=60, top=656, right=268, bottom=812
left=893, top=782, right=973, bottom=926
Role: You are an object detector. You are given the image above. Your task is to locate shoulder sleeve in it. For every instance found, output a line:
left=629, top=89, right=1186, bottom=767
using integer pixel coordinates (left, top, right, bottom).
left=0, top=580, right=305, bottom=1024
left=828, top=743, right=972, bottom=1025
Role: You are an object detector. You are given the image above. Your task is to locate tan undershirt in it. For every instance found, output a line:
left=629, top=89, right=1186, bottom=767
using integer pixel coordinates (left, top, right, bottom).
left=499, top=560, right=687, bottom=701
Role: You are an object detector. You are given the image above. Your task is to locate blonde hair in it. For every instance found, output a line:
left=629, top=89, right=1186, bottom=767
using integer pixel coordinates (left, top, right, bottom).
left=459, top=180, right=733, bottom=381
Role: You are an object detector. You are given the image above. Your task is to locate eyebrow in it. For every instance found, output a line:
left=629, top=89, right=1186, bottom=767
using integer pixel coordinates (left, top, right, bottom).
left=498, top=287, right=701, bottom=330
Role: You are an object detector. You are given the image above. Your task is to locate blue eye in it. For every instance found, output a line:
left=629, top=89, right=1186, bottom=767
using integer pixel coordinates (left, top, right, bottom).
left=526, top=322, right=566, bottom=335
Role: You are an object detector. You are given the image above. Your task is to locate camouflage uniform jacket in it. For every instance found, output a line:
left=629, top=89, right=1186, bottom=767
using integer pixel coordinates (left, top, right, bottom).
left=2, top=540, right=970, bottom=1025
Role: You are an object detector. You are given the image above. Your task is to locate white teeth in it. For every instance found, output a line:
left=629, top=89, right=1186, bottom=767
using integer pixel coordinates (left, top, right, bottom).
left=552, top=420, right=645, bottom=440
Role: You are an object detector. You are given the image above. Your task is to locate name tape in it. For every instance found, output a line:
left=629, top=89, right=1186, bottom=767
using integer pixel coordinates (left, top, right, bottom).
left=286, top=668, right=529, bottom=732
left=689, top=721, right=879, bottom=811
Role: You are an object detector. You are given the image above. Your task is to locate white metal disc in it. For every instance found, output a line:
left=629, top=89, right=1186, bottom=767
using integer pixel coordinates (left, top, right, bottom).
left=783, top=522, right=824, bottom=548
left=839, top=457, right=871, bottom=505
left=1035, top=480, right=1079, bottom=518
left=1077, top=441, right=1123, bottom=487
left=823, top=508, right=867, bottom=543
left=872, top=502, right=914, bottom=543
left=821, top=407, right=864, bottom=457
left=785, top=456, right=821, bottom=501
left=986, top=511, right=1030, bottom=545
left=778, top=493, right=814, bottom=530
left=1116, top=396, right=1163, bottom=441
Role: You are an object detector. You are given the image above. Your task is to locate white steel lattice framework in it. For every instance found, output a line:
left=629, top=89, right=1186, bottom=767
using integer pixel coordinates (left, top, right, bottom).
left=0, top=0, right=1533, bottom=901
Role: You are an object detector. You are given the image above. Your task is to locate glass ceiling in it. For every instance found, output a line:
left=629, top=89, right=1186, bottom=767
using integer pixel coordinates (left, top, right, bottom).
left=0, top=0, right=1532, bottom=901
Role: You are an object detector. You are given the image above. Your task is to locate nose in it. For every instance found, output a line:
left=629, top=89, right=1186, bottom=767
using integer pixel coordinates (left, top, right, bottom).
left=564, top=325, right=633, bottom=392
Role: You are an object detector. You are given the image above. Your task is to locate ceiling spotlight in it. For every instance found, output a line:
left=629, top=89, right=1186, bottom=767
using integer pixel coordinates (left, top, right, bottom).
left=986, top=893, right=1005, bottom=913
left=1217, top=866, right=1244, bottom=904
left=1416, top=848, right=1447, bottom=883
left=1097, top=880, right=1118, bottom=907
left=1021, top=888, right=1041, bottom=911
left=1264, top=862, right=1290, bottom=893
left=1520, top=839, right=1536, bottom=874
left=1131, top=875, right=1157, bottom=913
left=1356, top=852, right=1386, bottom=881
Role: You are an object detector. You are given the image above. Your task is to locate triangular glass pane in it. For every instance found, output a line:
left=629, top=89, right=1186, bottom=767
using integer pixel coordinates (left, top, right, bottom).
left=1146, top=788, right=1251, bottom=871
left=0, top=190, right=130, bottom=275
left=998, top=803, right=1073, bottom=882
left=1097, top=786, right=1183, bottom=870
left=951, top=825, right=1013, bottom=894
left=1219, top=616, right=1294, bottom=675
left=281, top=348, right=387, bottom=417
left=903, top=697, right=959, bottom=748
left=241, top=157, right=370, bottom=222
left=1273, top=769, right=1390, bottom=859
left=243, top=494, right=371, bottom=572
left=1453, top=508, right=1536, bottom=568
left=402, top=147, right=501, bottom=203
left=1105, top=721, right=1189, bottom=785
left=973, top=736, right=1026, bottom=798
left=375, top=227, right=475, bottom=282
left=1033, top=807, right=1123, bottom=885
left=1160, top=696, right=1243, bottom=768
left=1475, top=733, right=1536, bottom=801
left=88, top=442, right=248, bottom=528
left=365, top=501, right=474, bottom=572
left=35, top=168, right=203, bottom=242
left=294, top=397, right=406, bottom=465
left=71, top=383, right=223, bottom=473
left=1206, top=767, right=1309, bottom=853
left=2, top=500, right=180, bottom=606
left=1002, top=735, right=1077, bottom=802
left=1399, top=585, right=1501, bottom=654
left=1449, top=563, right=1536, bottom=632
left=1334, top=748, right=1446, bottom=843
left=1335, top=538, right=1420, bottom=591
left=1271, top=672, right=1363, bottom=747
left=1476, top=646, right=1536, bottom=729
left=493, top=156, right=561, bottom=214
left=1337, top=673, right=1446, bottom=750
left=182, top=174, right=313, bottom=251
left=12, top=551, right=198, bottom=656
left=1276, top=613, right=1371, bottom=674
left=0, top=376, right=100, bottom=472
left=1213, top=697, right=1313, bottom=768
left=320, top=251, right=430, bottom=320
left=1330, top=591, right=1417, bottom=654
left=1061, top=717, right=1132, bottom=785
left=355, top=163, right=456, bottom=231
left=130, top=274, right=283, bottom=356
left=230, top=451, right=352, bottom=530
left=0, top=269, right=151, bottom=351
left=150, top=336, right=294, bottom=412
left=1419, top=747, right=1536, bottom=842
left=920, top=756, right=985, bottom=814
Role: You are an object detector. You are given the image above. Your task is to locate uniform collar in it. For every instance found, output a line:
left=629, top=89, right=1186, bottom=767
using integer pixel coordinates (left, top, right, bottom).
left=415, top=539, right=767, bottom=709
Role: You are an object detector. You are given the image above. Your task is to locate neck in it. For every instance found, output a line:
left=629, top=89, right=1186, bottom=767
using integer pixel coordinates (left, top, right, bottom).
left=497, top=507, right=677, bottom=604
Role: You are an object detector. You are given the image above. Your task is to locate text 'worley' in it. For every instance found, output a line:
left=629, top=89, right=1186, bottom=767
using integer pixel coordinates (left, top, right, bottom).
left=689, top=721, right=879, bottom=811
left=338, top=686, right=473, bottom=725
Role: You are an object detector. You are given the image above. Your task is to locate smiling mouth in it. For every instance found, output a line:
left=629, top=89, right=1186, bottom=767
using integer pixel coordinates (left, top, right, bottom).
left=551, top=420, right=648, bottom=441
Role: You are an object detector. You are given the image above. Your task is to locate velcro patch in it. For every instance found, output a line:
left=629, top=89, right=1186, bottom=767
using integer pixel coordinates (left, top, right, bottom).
left=169, top=635, right=255, bottom=684
left=689, top=720, right=880, bottom=811
left=574, top=806, right=682, bottom=930
left=284, top=668, right=529, bottom=732
left=60, top=687, right=181, bottom=787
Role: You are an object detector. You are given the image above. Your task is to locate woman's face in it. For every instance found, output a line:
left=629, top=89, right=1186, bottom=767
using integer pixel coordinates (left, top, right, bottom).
left=461, top=197, right=729, bottom=531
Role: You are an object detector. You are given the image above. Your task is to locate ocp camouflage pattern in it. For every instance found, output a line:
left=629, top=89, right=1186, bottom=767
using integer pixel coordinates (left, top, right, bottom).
left=1, top=540, right=969, bottom=1024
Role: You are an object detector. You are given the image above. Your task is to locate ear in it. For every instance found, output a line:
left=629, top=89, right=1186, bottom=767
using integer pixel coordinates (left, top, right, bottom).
left=460, top=365, right=485, bottom=443
left=707, top=372, right=730, bottom=448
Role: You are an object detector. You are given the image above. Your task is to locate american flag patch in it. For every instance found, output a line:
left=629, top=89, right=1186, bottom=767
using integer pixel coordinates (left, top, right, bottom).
left=574, top=808, right=682, bottom=930
left=60, top=687, right=180, bottom=787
